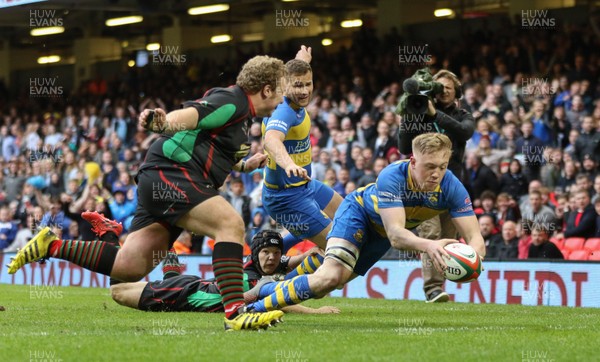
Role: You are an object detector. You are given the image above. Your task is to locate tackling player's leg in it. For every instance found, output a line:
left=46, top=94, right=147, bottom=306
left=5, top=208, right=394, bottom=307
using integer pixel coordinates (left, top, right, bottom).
left=176, top=195, right=284, bottom=330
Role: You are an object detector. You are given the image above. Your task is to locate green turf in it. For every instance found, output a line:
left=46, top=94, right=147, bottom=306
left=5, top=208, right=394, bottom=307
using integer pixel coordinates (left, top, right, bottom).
left=1, top=284, right=598, bottom=362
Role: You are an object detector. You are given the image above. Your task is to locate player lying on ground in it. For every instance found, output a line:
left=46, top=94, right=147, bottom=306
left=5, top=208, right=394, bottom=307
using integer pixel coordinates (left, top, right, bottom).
left=261, top=48, right=343, bottom=253
left=110, top=229, right=338, bottom=315
left=247, top=133, right=486, bottom=312
left=8, top=48, right=313, bottom=331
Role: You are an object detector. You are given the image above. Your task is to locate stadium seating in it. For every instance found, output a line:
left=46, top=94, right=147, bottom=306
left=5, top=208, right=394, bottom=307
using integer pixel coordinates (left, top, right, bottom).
left=560, top=249, right=570, bottom=259
left=588, top=252, right=600, bottom=261
left=563, top=238, right=586, bottom=252
left=550, top=237, right=564, bottom=249
left=567, top=250, right=590, bottom=261
left=583, top=238, right=600, bottom=252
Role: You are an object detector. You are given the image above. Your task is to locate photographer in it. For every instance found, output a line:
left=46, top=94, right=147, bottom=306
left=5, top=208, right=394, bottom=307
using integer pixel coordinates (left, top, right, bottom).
left=398, top=69, right=475, bottom=303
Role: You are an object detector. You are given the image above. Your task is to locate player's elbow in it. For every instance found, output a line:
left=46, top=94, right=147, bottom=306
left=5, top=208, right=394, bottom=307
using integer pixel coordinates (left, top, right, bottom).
left=389, top=235, right=407, bottom=250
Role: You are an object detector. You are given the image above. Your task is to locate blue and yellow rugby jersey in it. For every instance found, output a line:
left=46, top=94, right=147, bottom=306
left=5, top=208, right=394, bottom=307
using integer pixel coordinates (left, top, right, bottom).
left=355, top=160, right=474, bottom=235
left=262, top=96, right=312, bottom=189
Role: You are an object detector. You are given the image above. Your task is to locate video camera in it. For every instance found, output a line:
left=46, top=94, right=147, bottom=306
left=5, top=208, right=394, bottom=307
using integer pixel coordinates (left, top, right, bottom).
left=395, top=68, right=444, bottom=115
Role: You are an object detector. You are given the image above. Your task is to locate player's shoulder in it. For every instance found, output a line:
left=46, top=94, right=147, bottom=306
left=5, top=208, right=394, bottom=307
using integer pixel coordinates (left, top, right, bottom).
left=379, top=160, right=409, bottom=180
left=269, top=98, right=296, bottom=121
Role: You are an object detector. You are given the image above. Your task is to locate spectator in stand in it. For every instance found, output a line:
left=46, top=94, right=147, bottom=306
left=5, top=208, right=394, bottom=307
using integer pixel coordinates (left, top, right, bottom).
left=222, top=177, right=253, bottom=227
left=521, top=190, right=556, bottom=234
left=591, top=174, right=600, bottom=204
left=356, top=157, right=387, bottom=188
left=462, top=87, right=481, bottom=116
left=0, top=206, right=18, bottom=250
left=566, top=95, right=588, bottom=131
left=466, top=150, right=499, bottom=201
left=4, top=212, right=35, bottom=252
left=514, top=120, right=544, bottom=182
left=476, top=135, right=515, bottom=174
left=563, top=189, right=597, bottom=239
left=540, top=148, right=562, bottom=190
left=371, top=121, right=395, bottom=160
left=496, top=122, right=518, bottom=150
left=554, top=194, right=569, bottom=234
left=563, top=129, right=579, bottom=159
left=557, top=159, right=578, bottom=194
left=356, top=113, right=376, bottom=149
left=1, top=125, right=18, bottom=161
left=487, top=221, right=519, bottom=260
left=528, top=224, right=564, bottom=259
left=323, top=168, right=344, bottom=196
left=527, top=100, right=553, bottom=146
left=4, top=161, right=26, bottom=203
left=551, top=106, right=571, bottom=149
left=475, top=191, right=497, bottom=218
left=575, top=173, right=593, bottom=196
left=245, top=208, right=268, bottom=245
left=479, top=214, right=498, bottom=250
left=495, top=192, right=521, bottom=227
left=467, top=119, right=499, bottom=150
left=39, top=195, right=71, bottom=232
left=580, top=154, right=598, bottom=181
left=574, top=116, right=600, bottom=164
left=336, top=168, right=351, bottom=197
left=105, top=188, right=136, bottom=226
left=313, top=150, right=341, bottom=182
left=349, top=154, right=366, bottom=183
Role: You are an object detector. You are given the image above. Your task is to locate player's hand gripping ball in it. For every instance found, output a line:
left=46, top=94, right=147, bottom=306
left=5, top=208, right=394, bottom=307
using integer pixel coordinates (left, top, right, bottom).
left=443, top=243, right=483, bottom=283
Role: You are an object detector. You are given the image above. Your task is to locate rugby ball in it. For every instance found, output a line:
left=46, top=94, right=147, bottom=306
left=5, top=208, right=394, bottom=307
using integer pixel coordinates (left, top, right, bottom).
left=443, top=243, right=482, bottom=283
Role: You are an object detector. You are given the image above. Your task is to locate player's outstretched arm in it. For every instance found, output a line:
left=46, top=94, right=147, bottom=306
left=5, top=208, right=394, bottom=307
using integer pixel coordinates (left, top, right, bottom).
left=139, top=108, right=199, bottom=135
left=287, top=246, right=323, bottom=270
left=233, top=153, right=268, bottom=173
left=380, top=207, right=455, bottom=274
left=281, top=305, right=340, bottom=314
left=295, top=45, right=312, bottom=63
left=451, top=215, right=486, bottom=258
left=264, top=129, right=310, bottom=180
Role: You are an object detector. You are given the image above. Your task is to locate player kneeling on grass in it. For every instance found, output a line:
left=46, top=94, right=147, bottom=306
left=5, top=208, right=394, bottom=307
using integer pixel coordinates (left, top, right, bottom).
left=247, top=133, right=486, bottom=312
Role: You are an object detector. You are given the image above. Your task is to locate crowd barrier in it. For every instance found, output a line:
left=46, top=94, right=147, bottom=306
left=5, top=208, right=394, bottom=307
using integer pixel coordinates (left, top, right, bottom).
left=1, top=253, right=598, bottom=308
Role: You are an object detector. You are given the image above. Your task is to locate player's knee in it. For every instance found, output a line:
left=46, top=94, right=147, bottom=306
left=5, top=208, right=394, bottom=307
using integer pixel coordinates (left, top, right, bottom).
left=215, top=214, right=245, bottom=240
left=315, top=272, right=345, bottom=294
left=110, top=284, right=127, bottom=305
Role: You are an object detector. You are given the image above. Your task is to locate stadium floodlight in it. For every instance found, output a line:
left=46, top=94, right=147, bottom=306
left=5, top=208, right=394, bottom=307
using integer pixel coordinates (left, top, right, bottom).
left=188, top=4, right=230, bottom=15
left=340, top=19, right=362, bottom=28
left=37, top=55, right=61, bottom=64
left=241, top=33, right=264, bottom=42
left=211, top=34, right=231, bottom=43
left=105, top=15, right=143, bottom=27
left=321, top=38, right=333, bottom=46
left=146, top=43, right=160, bottom=51
left=30, top=26, right=64, bottom=36
left=434, top=8, right=454, bottom=17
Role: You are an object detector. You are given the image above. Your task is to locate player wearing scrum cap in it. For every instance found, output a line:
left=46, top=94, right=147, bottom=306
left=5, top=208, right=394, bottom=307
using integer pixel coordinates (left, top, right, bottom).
left=106, top=229, right=338, bottom=315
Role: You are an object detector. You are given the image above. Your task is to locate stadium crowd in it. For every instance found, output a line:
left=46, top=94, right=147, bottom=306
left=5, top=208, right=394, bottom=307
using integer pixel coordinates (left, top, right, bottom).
left=1, top=16, right=600, bottom=260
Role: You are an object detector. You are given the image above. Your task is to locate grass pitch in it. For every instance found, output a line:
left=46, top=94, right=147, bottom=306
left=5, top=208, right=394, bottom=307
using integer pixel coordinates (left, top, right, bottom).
left=1, top=284, right=598, bottom=362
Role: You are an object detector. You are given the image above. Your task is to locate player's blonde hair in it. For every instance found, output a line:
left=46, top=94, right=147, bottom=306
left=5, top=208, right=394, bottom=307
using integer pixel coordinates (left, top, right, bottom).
left=412, top=133, right=452, bottom=156
left=236, top=55, right=285, bottom=94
